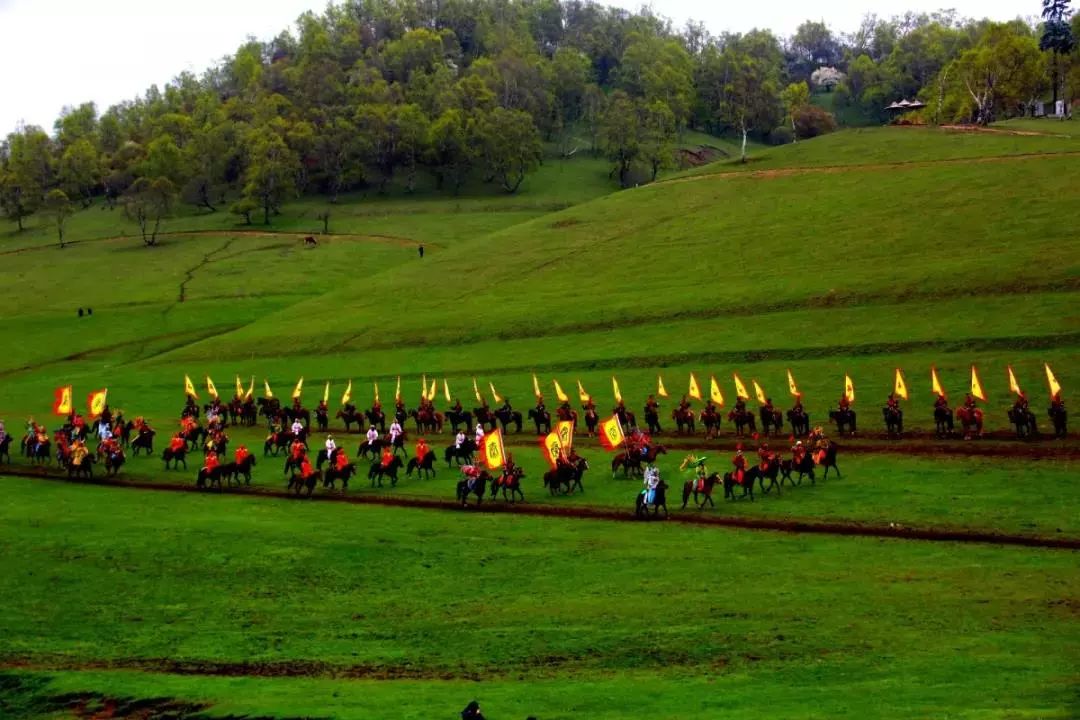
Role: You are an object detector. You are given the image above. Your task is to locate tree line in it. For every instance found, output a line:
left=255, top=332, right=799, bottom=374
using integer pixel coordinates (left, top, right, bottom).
left=2, top=0, right=1077, bottom=242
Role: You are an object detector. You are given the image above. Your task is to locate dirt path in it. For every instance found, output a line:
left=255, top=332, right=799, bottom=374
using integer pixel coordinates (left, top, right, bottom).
left=3, top=468, right=1076, bottom=550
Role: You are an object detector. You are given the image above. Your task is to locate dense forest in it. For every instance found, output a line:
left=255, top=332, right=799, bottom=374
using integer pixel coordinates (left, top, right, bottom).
left=2, top=0, right=1078, bottom=238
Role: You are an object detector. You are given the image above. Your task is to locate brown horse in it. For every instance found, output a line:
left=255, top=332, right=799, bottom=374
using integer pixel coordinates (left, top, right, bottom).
left=671, top=407, right=694, bottom=434
left=681, top=473, right=721, bottom=509
left=491, top=465, right=526, bottom=502
left=956, top=406, right=983, bottom=439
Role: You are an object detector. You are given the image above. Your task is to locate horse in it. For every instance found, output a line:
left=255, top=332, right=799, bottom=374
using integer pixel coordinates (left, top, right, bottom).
left=643, top=406, right=663, bottom=434
left=815, top=443, right=841, bottom=480
left=162, top=446, right=188, bottom=470
left=369, top=456, right=405, bottom=487
left=727, top=408, right=756, bottom=437
left=409, top=408, right=444, bottom=435
left=828, top=409, right=856, bottom=435
left=700, top=408, right=721, bottom=439
left=751, top=458, right=782, bottom=495
left=103, top=450, right=125, bottom=477
left=446, top=409, right=472, bottom=433
left=671, top=408, right=694, bottom=435
left=406, top=451, right=437, bottom=480
left=444, top=439, right=477, bottom=467
left=181, top=425, right=207, bottom=451
left=222, top=455, right=256, bottom=486
left=583, top=407, right=599, bottom=437
left=130, top=429, right=156, bottom=456
left=528, top=408, right=551, bottom=435
left=324, top=462, right=356, bottom=489
left=635, top=480, right=669, bottom=519
left=786, top=408, right=810, bottom=437
left=495, top=408, right=523, bottom=433
left=543, top=457, right=588, bottom=495
left=780, top=455, right=816, bottom=486
left=257, top=397, right=281, bottom=424
left=1007, top=407, right=1038, bottom=438
left=365, top=407, right=386, bottom=433
left=285, top=405, right=311, bottom=430
left=283, top=452, right=305, bottom=477
left=474, top=407, right=498, bottom=432
left=0, top=434, right=11, bottom=464
left=882, top=406, right=903, bottom=437
left=722, top=470, right=755, bottom=501
left=611, top=445, right=666, bottom=478
left=1048, top=403, right=1068, bottom=438
left=287, top=469, right=320, bottom=497
left=759, top=407, right=783, bottom=437
left=456, top=471, right=490, bottom=506
left=955, top=406, right=984, bottom=440
left=681, top=473, right=721, bottom=509
left=67, top=454, right=95, bottom=480
left=934, top=406, right=954, bottom=437
left=490, top=465, right=525, bottom=502
left=614, top=407, right=636, bottom=430
left=264, top=431, right=295, bottom=457
left=358, top=437, right=385, bottom=460
left=336, top=408, right=364, bottom=432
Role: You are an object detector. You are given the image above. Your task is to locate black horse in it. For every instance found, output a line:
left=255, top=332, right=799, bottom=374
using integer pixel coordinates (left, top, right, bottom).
left=103, top=450, right=125, bottom=477
left=446, top=409, right=472, bottom=433
left=490, top=466, right=525, bottom=502
left=786, top=408, right=810, bottom=437
left=368, top=456, right=404, bottom=487
left=130, top=429, right=156, bottom=456
left=336, top=407, right=364, bottom=432
left=67, top=454, right=95, bottom=479
left=0, top=434, right=12, bottom=464
left=221, top=455, right=257, bottom=486
left=934, top=406, right=954, bottom=437
left=882, top=406, right=904, bottom=437
left=727, top=408, right=756, bottom=437
left=494, top=408, right=523, bottom=433
left=456, top=471, right=490, bottom=506
left=162, top=446, right=188, bottom=470
left=444, top=439, right=477, bottom=467
left=1048, top=403, right=1067, bottom=438
left=635, top=480, right=669, bottom=518
left=543, top=457, right=588, bottom=495
left=780, top=455, right=816, bottom=486
left=287, top=469, right=320, bottom=497
left=406, top=452, right=437, bottom=480
left=828, top=409, right=856, bottom=435
left=759, top=407, right=783, bottom=437
left=528, top=408, right=551, bottom=435
left=324, top=462, right=356, bottom=489
left=1007, top=407, right=1038, bottom=438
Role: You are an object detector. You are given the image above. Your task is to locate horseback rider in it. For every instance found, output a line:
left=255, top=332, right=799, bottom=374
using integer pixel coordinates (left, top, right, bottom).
left=168, top=433, right=186, bottom=454
left=647, top=394, right=661, bottom=416
left=0, top=419, right=6, bottom=445
left=1012, top=391, right=1029, bottom=417
left=732, top=448, right=747, bottom=485
left=235, top=444, right=250, bottom=465
left=415, top=437, right=430, bottom=462
left=325, top=434, right=337, bottom=462
left=763, top=397, right=775, bottom=415
left=299, top=454, right=315, bottom=480
left=734, top=397, right=747, bottom=415
left=389, top=419, right=403, bottom=446
left=317, top=398, right=328, bottom=414
left=474, top=422, right=485, bottom=446
left=202, top=448, right=219, bottom=474
left=451, top=398, right=463, bottom=414
left=292, top=396, right=303, bottom=413
left=886, top=393, right=901, bottom=412
left=934, top=392, right=951, bottom=414
left=791, top=393, right=805, bottom=417
left=365, top=425, right=379, bottom=448
left=791, top=440, right=807, bottom=466
left=963, top=393, right=978, bottom=412
left=454, top=429, right=466, bottom=449
left=1050, top=392, right=1066, bottom=414
left=380, top=444, right=394, bottom=468
left=643, top=463, right=660, bottom=504
left=838, top=393, right=851, bottom=413
left=757, top=442, right=772, bottom=469
left=535, top=394, right=546, bottom=417
left=462, top=464, right=481, bottom=491
left=680, top=453, right=708, bottom=493
left=334, top=448, right=350, bottom=472
left=289, top=438, right=306, bottom=463
left=500, top=397, right=513, bottom=416
left=583, top=396, right=596, bottom=414
left=808, top=426, right=829, bottom=464
left=290, top=418, right=304, bottom=437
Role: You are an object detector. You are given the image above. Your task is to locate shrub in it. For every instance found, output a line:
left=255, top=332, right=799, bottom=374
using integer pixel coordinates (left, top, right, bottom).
left=794, top=106, right=839, bottom=138
left=769, top=126, right=794, bottom=145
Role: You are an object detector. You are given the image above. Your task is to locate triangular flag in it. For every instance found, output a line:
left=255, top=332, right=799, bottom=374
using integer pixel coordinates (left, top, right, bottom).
left=206, top=376, right=219, bottom=399
left=658, top=375, right=669, bottom=398
left=970, top=366, right=986, bottom=401
left=52, top=385, right=73, bottom=416
left=1045, top=363, right=1061, bottom=399
left=577, top=380, right=590, bottom=403
left=443, top=379, right=451, bottom=403
left=246, top=376, right=255, bottom=401
left=292, top=377, right=304, bottom=400
left=787, top=369, right=799, bottom=397
left=752, top=379, right=767, bottom=405
left=709, top=375, right=724, bottom=406
left=87, top=388, right=108, bottom=419
left=323, top=381, right=330, bottom=404
left=554, top=379, right=569, bottom=403
left=341, top=380, right=353, bottom=406
left=532, top=373, right=542, bottom=399
left=482, top=429, right=506, bottom=470
left=489, top=381, right=503, bottom=404
left=931, top=367, right=944, bottom=397
left=733, top=373, right=749, bottom=400
left=373, top=382, right=380, bottom=404
left=612, top=376, right=622, bottom=404
left=599, top=415, right=625, bottom=450
left=687, top=373, right=701, bottom=400
left=894, top=368, right=909, bottom=400
left=844, top=374, right=855, bottom=403
left=264, top=379, right=274, bottom=399
left=1007, top=366, right=1021, bottom=396
left=184, top=374, right=198, bottom=400
left=395, top=376, right=401, bottom=403
left=235, top=375, right=244, bottom=399
left=429, top=378, right=437, bottom=402
left=473, top=378, right=484, bottom=405
left=421, top=374, right=428, bottom=401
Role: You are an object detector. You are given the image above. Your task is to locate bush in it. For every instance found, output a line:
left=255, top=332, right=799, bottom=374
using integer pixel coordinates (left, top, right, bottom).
left=769, top=126, right=794, bottom=145
left=794, top=106, right=839, bottom=139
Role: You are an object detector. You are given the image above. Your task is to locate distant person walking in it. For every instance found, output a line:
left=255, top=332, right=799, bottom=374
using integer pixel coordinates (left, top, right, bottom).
left=418, top=244, right=424, bottom=258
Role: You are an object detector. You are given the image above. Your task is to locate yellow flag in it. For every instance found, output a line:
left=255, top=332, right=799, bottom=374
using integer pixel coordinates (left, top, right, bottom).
left=844, top=375, right=855, bottom=403
left=489, top=381, right=503, bottom=404
left=323, top=381, right=330, bottom=404
left=1045, top=363, right=1061, bottom=398
left=206, top=376, right=218, bottom=399
left=612, top=376, right=622, bottom=403
left=87, top=388, right=108, bottom=418
left=292, top=377, right=304, bottom=400
left=733, top=373, right=750, bottom=400
left=894, top=368, right=909, bottom=400
left=421, top=374, right=428, bottom=400
left=931, top=367, right=944, bottom=397
left=554, top=379, right=569, bottom=403
left=395, top=376, right=401, bottom=403
left=264, top=379, right=274, bottom=399
left=341, top=380, right=352, bottom=405
left=710, top=375, right=724, bottom=406
left=473, top=378, right=484, bottom=405
left=532, top=373, right=542, bottom=399
left=443, top=379, right=451, bottom=403
left=599, top=415, right=625, bottom=450
left=52, top=385, right=73, bottom=416
left=482, top=429, right=506, bottom=470
left=556, top=419, right=574, bottom=450
left=688, top=373, right=701, bottom=400
left=787, top=369, right=799, bottom=397
left=1007, top=366, right=1021, bottom=396
left=658, top=375, right=669, bottom=398
left=429, top=378, right=437, bottom=401
left=577, top=380, right=590, bottom=403
left=373, top=382, right=380, bottom=404
left=541, top=431, right=564, bottom=469
left=184, top=374, right=198, bottom=399
left=970, top=365, right=986, bottom=401
left=235, top=375, right=244, bottom=398
left=752, top=379, right=767, bottom=405
left=246, top=376, right=254, bottom=400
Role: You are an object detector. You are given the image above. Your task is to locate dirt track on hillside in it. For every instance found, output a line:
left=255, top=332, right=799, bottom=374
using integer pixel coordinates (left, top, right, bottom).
left=3, top=467, right=1076, bottom=550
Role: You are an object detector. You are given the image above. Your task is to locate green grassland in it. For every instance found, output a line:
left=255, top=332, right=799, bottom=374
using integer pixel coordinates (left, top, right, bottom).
left=1, top=126, right=1078, bottom=718
left=1, top=479, right=1077, bottom=719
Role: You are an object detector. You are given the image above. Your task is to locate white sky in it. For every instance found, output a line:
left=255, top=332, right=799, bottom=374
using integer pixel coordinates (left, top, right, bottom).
left=0, top=0, right=1034, bottom=137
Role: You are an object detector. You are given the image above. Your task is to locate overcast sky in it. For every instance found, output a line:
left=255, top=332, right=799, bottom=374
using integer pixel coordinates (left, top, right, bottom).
left=0, top=0, right=1034, bottom=137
